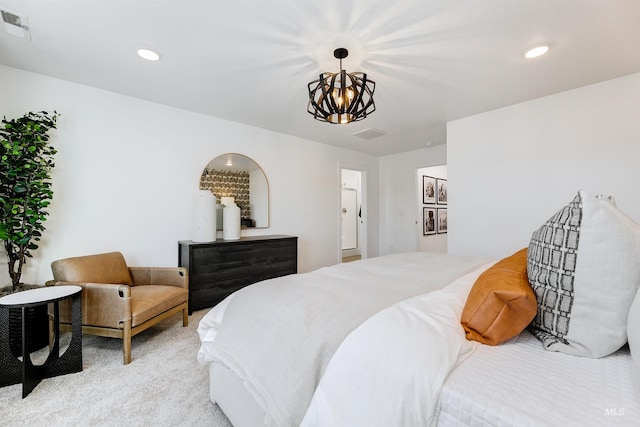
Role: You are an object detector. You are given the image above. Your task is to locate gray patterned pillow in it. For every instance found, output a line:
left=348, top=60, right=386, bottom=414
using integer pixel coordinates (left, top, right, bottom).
left=527, top=190, right=640, bottom=358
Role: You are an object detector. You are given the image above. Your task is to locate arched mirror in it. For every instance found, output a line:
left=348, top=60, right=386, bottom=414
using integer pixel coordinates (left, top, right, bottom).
left=200, top=154, right=269, bottom=229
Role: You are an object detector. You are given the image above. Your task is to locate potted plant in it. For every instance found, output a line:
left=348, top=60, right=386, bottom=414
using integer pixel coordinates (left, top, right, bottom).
left=0, top=110, right=59, bottom=354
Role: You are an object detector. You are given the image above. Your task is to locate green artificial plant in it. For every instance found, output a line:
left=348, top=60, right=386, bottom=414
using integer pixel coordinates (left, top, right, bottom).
left=0, top=111, right=59, bottom=291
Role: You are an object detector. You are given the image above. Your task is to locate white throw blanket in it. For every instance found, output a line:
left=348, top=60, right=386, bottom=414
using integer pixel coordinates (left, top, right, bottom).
left=300, top=264, right=490, bottom=427
left=198, top=252, right=490, bottom=427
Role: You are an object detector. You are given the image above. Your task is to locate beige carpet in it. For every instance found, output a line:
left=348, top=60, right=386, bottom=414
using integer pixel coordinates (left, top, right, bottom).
left=0, top=309, right=233, bottom=426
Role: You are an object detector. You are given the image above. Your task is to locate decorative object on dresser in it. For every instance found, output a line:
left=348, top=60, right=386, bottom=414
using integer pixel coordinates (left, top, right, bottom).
left=179, top=235, right=298, bottom=314
left=221, top=197, right=241, bottom=241
left=193, top=190, right=217, bottom=242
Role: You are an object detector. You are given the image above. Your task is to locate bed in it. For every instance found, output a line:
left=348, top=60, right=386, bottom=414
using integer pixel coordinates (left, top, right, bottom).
left=197, top=191, right=640, bottom=426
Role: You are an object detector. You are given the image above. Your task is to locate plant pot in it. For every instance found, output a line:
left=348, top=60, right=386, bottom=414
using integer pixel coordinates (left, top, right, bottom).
left=8, top=305, right=49, bottom=357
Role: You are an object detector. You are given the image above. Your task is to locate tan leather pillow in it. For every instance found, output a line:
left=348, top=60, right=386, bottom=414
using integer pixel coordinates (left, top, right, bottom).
left=461, top=248, right=536, bottom=345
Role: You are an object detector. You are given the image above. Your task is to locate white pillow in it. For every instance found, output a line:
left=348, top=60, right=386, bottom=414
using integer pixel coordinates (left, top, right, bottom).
left=527, top=190, right=640, bottom=358
left=628, top=288, right=640, bottom=390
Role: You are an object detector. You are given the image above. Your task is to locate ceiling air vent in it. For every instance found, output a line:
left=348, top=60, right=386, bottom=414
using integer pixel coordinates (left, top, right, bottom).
left=1, top=9, right=31, bottom=40
left=351, top=128, right=386, bottom=140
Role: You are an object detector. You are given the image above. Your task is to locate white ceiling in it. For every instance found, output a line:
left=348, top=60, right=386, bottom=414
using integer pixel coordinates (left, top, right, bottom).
left=1, top=0, right=640, bottom=156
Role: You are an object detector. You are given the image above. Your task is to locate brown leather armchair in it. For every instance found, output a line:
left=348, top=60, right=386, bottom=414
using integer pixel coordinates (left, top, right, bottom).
left=47, top=251, right=188, bottom=364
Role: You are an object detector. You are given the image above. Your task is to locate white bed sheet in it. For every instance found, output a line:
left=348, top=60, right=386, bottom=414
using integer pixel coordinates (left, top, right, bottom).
left=437, top=330, right=640, bottom=427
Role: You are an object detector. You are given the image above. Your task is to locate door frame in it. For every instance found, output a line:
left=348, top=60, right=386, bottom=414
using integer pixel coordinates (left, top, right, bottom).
left=338, top=164, right=368, bottom=263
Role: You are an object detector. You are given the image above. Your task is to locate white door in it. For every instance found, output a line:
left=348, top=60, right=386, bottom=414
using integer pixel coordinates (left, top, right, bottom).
left=341, top=188, right=358, bottom=250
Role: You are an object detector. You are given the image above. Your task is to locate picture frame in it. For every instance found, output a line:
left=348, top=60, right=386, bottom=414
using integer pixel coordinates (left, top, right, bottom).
left=422, top=175, right=436, bottom=204
left=423, top=207, right=436, bottom=235
left=436, top=178, right=447, bottom=205
left=437, top=208, right=448, bottom=234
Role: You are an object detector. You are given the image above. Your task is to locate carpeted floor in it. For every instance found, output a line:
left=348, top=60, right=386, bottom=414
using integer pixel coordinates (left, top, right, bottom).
left=0, top=309, right=233, bottom=427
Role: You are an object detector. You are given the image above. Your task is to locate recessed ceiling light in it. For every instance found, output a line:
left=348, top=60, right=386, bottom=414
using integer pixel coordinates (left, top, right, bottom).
left=137, top=48, right=160, bottom=61
left=524, top=44, right=550, bottom=59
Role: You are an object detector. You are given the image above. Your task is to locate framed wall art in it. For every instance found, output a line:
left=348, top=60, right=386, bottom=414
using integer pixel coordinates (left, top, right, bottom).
left=437, top=208, right=448, bottom=234
left=437, top=178, right=447, bottom=205
left=423, top=207, right=436, bottom=235
left=422, top=175, right=436, bottom=204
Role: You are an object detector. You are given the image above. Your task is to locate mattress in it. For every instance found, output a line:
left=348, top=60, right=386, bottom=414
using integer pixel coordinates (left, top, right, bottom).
left=437, top=330, right=640, bottom=427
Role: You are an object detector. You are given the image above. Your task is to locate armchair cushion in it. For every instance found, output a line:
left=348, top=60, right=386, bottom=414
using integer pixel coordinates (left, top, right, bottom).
left=129, top=266, right=188, bottom=289
left=130, top=285, right=188, bottom=327
left=51, top=251, right=133, bottom=286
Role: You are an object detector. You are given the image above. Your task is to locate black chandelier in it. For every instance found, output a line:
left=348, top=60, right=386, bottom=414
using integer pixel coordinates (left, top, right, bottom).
left=307, top=48, right=376, bottom=124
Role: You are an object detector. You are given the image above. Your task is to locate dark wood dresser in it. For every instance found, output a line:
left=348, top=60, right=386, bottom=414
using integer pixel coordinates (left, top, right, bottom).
left=178, top=235, right=298, bottom=314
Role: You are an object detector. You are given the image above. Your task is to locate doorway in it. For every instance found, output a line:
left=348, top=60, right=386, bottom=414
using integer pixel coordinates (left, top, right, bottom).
left=340, top=168, right=366, bottom=263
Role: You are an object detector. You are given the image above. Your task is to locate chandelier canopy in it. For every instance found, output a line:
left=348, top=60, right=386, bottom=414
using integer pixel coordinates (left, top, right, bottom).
left=307, top=48, right=376, bottom=124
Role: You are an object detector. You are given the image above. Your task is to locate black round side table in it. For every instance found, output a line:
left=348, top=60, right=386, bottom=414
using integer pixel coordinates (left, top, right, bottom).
left=0, top=285, right=83, bottom=398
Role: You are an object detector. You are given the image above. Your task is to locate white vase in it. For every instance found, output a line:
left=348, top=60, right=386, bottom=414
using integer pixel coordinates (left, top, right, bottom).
left=223, top=201, right=241, bottom=241
left=216, top=204, right=224, bottom=231
left=193, top=190, right=216, bottom=242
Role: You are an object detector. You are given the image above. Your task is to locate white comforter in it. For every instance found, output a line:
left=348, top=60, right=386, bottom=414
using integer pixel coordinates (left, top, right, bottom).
left=301, top=265, right=488, bottom=427
left=198, top=253, right=492, bottom=427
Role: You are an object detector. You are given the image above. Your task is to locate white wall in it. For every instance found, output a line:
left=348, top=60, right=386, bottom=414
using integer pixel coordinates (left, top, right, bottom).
left=417, top=165, right=447, bottom=253
left=448, top=72, right=640, bottom=259
left=0, top=65, right=380, bottom=286
left=379, top=144, right=447, bottom=255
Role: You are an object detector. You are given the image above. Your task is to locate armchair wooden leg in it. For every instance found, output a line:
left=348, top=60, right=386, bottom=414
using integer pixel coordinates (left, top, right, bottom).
left=182, top=307, right=188, bottom=327
left=122, top=320, right=132, bottom=365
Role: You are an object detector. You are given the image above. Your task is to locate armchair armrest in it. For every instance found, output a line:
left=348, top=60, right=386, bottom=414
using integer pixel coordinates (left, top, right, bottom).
left=128, top=267, right=188, bottom=289
left=47, top=280, right=132, bottom=328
